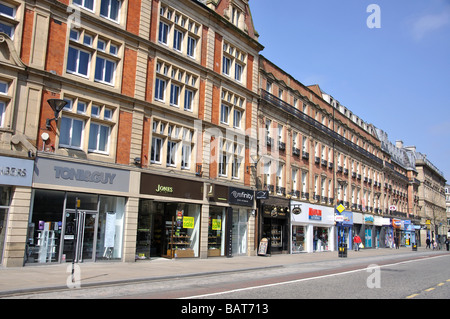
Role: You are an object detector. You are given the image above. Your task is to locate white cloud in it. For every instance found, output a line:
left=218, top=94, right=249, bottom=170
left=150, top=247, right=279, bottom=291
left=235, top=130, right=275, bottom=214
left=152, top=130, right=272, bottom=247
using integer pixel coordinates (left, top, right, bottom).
left=412, top=8, right=450, bottom=40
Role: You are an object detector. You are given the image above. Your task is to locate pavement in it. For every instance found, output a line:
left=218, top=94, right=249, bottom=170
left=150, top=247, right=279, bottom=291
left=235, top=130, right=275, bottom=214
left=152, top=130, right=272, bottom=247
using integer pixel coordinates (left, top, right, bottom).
left=0, top=247, right=449, bottom=296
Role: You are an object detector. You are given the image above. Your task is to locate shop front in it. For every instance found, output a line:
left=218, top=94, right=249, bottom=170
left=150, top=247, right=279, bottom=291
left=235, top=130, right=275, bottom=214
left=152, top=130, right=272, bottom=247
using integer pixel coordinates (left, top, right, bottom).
left=0, top=155, right=34, bottom=267
left=391, top=218, right=402, bottom=248
left=352, top=212, right=363, bottom=244
left=364, top=214, right=374, bottom=248
left=28, top=157, right=130, bottom=264
left=403, top=220, right=414, bottom=247
left=290, top=201, right=335, bottom=253
left=138, top=173, right=203, bottom=259
left=336, top=211, right=353, bottom=250
left=228, top=187, right=255, bottom=257
left=205, top=184, right=228, bottom=257
left=374, top=216, right=391, bottom=248
left=259, top=196, right=290, bottom=254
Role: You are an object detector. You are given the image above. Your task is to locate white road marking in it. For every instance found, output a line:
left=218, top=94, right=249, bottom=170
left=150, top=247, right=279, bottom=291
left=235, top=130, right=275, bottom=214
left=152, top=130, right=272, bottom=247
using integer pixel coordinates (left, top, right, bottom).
left=181, top=255, right=448, bottom=299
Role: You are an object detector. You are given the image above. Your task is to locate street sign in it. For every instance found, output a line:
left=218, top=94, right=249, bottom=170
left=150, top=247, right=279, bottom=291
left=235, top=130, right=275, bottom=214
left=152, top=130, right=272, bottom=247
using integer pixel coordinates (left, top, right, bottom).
left=389, top=205, right=397, bottom=211
left=336, top=204, right=345, bottom=213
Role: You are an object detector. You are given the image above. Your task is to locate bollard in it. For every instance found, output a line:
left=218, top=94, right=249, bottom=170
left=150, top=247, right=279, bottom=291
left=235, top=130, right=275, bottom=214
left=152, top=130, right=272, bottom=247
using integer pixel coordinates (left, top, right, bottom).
left=338, top=243, right=347, bottom=258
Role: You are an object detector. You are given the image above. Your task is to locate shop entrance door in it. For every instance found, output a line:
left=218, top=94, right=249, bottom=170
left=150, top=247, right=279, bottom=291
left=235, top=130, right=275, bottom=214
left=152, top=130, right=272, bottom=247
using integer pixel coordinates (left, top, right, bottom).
left=365, top=228, right=372, bottom=248
left=62, top=210, right=98, bottom=262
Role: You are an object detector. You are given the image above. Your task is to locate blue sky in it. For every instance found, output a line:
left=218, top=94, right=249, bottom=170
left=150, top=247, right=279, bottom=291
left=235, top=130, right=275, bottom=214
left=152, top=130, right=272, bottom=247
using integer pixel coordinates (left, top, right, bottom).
left=250, top=0, right=450, bottom=181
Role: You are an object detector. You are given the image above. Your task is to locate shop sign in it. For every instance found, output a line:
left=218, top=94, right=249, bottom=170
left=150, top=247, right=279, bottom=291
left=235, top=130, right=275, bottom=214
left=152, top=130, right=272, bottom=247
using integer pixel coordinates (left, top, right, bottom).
left=228, top=187, right=254, bottom=207
left=255, top=190, right=269, bottom=200
left=291, top=201, right=334, bottom=225
left=292, top=206, right=302, bottom=215
left=308, top=208, right=322, bottom=221
left=336, top=211, right=353, bottom=226
left=33, top=157, right=129, bottom=192
left=0, top=156, right=34, bottom=187
left=392, top=218, right=402, bottom=229
left=364, top=215, right=374, bottom=224
left=140, top=173, right=203, bottom=200
left=155, top=184, right=173, bottom=194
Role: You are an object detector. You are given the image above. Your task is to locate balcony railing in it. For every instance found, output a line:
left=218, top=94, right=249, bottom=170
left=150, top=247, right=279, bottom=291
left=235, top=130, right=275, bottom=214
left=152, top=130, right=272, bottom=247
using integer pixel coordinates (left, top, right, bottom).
left=260, top=90, right=383, bottom=166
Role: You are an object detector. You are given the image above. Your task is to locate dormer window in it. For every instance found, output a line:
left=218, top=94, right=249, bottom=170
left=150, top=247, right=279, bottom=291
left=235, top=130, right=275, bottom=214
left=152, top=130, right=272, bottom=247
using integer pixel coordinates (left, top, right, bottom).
left=231, top=6, right=240, bottom=27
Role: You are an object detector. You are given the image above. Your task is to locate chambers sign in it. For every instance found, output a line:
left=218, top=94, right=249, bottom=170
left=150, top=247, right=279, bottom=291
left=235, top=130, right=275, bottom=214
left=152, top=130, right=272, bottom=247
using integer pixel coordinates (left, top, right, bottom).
left=33, top=157, right=130, bottom=192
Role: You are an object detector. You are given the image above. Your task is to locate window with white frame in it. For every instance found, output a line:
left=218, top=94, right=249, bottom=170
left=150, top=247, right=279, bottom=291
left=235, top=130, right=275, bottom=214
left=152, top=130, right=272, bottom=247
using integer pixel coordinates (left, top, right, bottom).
left=166, top=140, right=177, bottom=167
left=222, top=41, right=246, bottom=85
left=300, top=170, right=306, bottom=194
left=302, top=136, right=308, bottom=152
left=230, top=5, right=241, bottom=28
left=159, top=5, right=200, bottom=60
left=321, top=176, right=326, bottom=198
left=265, top=119, right=272, bottom=143
left=220, top=89, right=245, bottom=129
left=219, top=138, right=243, bottom=180
left=59, top=96, right=115, bottom=154
left=72, top=0, right=94, bottom=11
left=67, top=29, right=120, bottom=85
left=0, top=100, right=5, bottom=127
left=88, top=123, right=110, bottom=153
left=264, top=160, right=271, bottom=187
left=100, top=0, right=121, bottom=22
left=71, top=0, right=121, bottom=23
left=154, top=60, right=198, bottom=112
left=0, top=2, right=17, bottom=39
left=292, top=168, right=298, bottom=194
left=151, top=136, right=163, bottom=163
left=0, top=79, right=9, bottom=128
left=276, top=163, right=284, bottom=194
left=181, top=128, right=193, bottom=170
left=150, top=120, right=194, bottom=170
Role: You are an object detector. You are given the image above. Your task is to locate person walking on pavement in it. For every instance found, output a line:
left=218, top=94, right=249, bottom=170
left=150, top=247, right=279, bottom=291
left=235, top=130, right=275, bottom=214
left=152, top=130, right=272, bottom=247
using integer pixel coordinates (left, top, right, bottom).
left=446, top=237, right=449, bottom=251
left=431, top=238, right=435, bottom=250
left=426, top=237, right=430, bottom=249
left=353, top=234, right=362, bottom=251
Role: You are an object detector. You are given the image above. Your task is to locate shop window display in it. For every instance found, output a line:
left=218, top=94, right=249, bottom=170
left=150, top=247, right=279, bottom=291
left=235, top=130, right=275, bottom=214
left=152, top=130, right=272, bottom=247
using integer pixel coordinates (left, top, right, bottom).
left=26, top=190, right=125, bottom=264
left=26, top=190, right=65, bottom=263
left=232, top=208, right=248, bottom=256
left=208, top=206, right=226, bottom=257
left=136, top=200, right=200, bottom=259
left=313, top=227, right=329, bottom=252
left=0, top=187, right=11, bottom=263
left=292, top=225, right=306, bottom=253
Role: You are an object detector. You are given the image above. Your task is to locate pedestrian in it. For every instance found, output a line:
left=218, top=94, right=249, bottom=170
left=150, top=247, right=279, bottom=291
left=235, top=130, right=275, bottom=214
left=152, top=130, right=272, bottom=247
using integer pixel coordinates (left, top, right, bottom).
left=446, top=238, right=449, bottom=251
left=353, top=234, right=362, bottom=251
left=426, top=237, right=430, bottom=249
left=431, top=238, right=435, bottom=250
left=395, top=236, right=400, bottom=249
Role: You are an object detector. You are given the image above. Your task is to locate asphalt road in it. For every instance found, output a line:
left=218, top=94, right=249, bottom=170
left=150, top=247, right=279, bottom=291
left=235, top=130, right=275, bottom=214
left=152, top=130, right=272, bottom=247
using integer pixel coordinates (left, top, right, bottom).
left=6, top=252, right=449, bottom=300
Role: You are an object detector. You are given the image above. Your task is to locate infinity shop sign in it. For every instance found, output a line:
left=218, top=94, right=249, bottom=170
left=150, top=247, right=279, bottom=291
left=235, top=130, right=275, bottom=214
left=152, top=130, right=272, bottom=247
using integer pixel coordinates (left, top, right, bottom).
left=34, top=157, right=130, bottom=192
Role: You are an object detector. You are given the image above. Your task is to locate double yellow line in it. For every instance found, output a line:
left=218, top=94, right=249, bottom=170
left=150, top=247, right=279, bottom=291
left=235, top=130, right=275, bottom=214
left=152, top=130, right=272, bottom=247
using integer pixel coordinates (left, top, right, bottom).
left=406, top=279, right=450, bottom=299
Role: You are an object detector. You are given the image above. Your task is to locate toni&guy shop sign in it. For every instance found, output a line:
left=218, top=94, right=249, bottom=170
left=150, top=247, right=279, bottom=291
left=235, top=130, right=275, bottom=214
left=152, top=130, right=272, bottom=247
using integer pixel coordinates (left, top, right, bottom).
left=33, top=157, right=130, bottom=193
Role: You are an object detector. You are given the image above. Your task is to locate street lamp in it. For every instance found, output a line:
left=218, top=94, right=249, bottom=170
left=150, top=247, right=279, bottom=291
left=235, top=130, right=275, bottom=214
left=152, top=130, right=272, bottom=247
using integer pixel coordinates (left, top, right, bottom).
left=46, top=98, right=67, bottom=129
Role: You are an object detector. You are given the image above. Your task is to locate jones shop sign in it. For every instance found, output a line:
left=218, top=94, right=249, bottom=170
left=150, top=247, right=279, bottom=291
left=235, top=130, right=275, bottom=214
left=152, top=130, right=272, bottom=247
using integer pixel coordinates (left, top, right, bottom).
left=33, top=157, right=130, bottom=192
left=228, top=187, right=254, bottom=207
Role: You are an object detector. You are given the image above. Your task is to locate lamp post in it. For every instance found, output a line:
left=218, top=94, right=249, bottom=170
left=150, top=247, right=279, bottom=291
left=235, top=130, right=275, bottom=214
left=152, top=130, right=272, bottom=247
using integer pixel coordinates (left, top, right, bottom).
left=46, top=98, right=67, bottom=129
